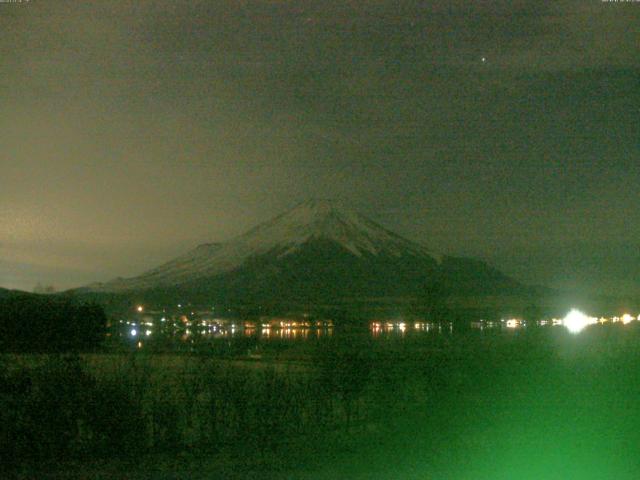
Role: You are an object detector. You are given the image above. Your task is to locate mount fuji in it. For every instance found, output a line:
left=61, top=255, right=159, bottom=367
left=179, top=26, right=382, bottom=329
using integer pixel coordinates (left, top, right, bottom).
left=86, top=200, right=522, bottom=306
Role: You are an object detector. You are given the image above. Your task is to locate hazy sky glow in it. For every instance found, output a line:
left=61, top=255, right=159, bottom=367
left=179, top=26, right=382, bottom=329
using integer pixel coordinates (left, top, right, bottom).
left=1, top=0, right=639, bottom=294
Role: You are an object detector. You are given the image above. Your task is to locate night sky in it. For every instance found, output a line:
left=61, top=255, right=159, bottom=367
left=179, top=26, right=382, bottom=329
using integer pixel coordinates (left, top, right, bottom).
left=1, top=0, right=638, bottom=295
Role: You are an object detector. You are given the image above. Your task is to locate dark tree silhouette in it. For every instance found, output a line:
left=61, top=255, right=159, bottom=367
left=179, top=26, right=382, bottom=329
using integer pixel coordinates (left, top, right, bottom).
left=0, top=293, right=107, bottom=352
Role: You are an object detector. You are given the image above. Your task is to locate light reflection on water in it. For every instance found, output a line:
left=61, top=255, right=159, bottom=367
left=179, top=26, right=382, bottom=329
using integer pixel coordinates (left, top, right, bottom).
left=115, top=320, right=499, bottom=347
left=115, top=312, right=640, bottom=349
left=116, top=324, right=336, bottom=345
left=370, top=321, right=451, bottom=337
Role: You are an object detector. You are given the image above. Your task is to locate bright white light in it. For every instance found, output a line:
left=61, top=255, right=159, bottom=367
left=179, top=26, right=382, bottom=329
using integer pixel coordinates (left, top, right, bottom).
left=563, top=309, right=597, bottom=334
left=136, top=305, right=143, bottom=312
left=145, top=329, right=152, bottom=336
left=621, top=313, right=634, bottom=325
left=130, top=329, right=137, bottom=337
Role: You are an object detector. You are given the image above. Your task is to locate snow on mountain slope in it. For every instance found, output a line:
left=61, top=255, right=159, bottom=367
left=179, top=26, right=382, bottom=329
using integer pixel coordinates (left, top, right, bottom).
left=93, top=200, right=441, bottom=292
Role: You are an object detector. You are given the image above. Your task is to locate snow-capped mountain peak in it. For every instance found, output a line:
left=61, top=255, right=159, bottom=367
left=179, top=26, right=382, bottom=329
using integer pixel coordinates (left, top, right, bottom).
left=92, top=200, right=440, bottom=291
left=237, top=199, right=430, bottom=258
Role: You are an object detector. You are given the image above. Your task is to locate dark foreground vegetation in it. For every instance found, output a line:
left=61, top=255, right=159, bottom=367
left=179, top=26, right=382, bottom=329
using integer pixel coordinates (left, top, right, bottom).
left=0, top=292, right=106, bottom=352
left=3, top=324, right=640, bottom=479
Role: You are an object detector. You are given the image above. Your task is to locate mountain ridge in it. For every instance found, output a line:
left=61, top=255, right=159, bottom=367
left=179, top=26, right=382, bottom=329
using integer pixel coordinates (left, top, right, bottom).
left=92, top=200, right=442, bottom=291
left=85, top=200, right=522, bottom=304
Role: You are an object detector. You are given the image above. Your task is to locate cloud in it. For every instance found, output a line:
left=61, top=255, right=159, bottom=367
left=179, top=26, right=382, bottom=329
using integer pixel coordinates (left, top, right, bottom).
left=1, top=0, right=637, bottom=292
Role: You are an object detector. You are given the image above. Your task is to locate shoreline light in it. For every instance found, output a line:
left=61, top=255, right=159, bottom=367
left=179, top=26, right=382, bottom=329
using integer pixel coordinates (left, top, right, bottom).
left=563, top=309, right=597, bottom=334
left=505, top=319, right=520, bottom=329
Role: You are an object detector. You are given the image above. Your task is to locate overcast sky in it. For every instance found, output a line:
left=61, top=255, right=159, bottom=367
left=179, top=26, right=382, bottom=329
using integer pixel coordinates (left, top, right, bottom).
left=1, top=0, right=639, bottom=294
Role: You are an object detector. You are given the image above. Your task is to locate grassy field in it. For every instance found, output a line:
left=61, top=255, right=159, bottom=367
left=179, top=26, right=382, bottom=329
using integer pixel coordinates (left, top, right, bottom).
left=3, top=324, right=640, bottom=479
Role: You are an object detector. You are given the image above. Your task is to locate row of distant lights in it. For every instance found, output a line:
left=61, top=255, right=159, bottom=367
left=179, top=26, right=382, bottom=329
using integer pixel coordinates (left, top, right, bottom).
left=129, top=328, right=153, bottom=337
left=129, top=319, right=212, bottom=338
left=133, top=306, right=636, bottom=337
left=133, top=305, right=187, bottom=338
left=504, top=309, right=639, bottom=334
left=371, top=322, right=444, bottom=334
left=137, top=305, right=230, bottom=313
left=131, top=306, right=163, bottom=337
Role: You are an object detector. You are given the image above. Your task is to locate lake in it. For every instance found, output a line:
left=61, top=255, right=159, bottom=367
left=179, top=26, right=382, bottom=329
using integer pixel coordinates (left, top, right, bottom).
left=108, top=310, right=640, bottom=355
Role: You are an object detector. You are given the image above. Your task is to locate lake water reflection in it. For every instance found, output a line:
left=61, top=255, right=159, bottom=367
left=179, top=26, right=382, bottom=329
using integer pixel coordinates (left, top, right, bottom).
left=113, top=319, right=468, bottom=351
left=113, top=311, right=640, bottom=350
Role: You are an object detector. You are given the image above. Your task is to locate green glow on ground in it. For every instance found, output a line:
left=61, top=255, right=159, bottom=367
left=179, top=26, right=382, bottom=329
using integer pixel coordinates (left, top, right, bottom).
left=296, top=325, right=640, bottom=479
